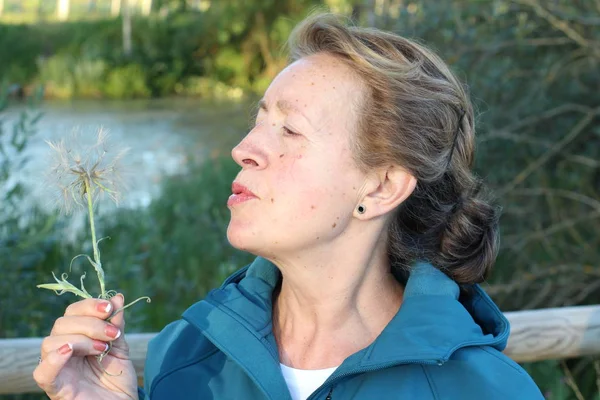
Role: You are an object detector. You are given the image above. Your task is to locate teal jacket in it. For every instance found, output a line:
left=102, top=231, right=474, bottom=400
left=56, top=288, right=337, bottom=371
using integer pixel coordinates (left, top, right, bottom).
left=139, top=257, right=543, bottom=399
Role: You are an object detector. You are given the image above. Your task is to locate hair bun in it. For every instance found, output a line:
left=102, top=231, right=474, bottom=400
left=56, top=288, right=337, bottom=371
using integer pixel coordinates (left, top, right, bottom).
left=437, top=188, right=501, bottom=285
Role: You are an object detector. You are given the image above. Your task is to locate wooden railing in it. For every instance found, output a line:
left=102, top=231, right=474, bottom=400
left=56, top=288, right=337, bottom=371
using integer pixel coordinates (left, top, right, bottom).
left=1, top=305, right=599, bottom=394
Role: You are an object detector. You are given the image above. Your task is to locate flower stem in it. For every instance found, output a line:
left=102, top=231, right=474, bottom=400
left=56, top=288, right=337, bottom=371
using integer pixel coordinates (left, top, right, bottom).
left=84, top=176, right=105, bottom=298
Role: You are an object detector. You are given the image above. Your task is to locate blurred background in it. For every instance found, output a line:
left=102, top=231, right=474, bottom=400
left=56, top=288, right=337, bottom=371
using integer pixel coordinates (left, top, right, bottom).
left=0, top=0, right=599, bottom=399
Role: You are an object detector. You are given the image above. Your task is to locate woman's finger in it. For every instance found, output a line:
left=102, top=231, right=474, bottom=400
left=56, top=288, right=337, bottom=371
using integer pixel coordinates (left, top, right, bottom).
left=50, top=316, right=122, bottom=343
left=41, top=334, right=109, bottom=359
left=64, top=297, right=114, bottom=319
left=104, top=294, right=130, bottom=359
left=106, top=293, right=125, bottom=329
left=32, top=343, right=74, bottom=396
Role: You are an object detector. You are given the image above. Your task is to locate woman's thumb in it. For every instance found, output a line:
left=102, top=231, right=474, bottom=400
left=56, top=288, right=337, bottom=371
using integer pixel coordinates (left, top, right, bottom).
left=33, top=343, right=74, bottom=396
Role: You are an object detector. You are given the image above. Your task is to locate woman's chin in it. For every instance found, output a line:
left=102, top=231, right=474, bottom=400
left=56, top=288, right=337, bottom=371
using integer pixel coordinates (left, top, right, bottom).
left=227, top=224, right=257, bottom=251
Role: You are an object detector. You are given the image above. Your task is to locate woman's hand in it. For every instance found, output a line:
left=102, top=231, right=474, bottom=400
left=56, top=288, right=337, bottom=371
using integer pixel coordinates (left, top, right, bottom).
left=33, top=294, right=139, bottom=400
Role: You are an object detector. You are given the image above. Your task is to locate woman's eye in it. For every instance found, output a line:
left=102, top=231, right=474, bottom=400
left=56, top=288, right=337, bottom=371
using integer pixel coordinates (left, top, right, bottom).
left=283, top=126, right=300, bottom=136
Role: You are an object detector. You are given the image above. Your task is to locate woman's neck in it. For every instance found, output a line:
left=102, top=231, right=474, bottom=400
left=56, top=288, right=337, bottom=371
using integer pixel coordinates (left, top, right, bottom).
left=271, top=247, right=404, bottom=370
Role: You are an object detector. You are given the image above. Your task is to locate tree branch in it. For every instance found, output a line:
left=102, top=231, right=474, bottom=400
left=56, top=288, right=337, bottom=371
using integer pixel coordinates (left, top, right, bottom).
left=504, top=210, right=600, bottom=250
left=544, top=5, right=600, bottom=26
left=508, top=188, right=600, bottom=212
left=499, top=108, right=600, bottom=195
left=485, top=264, right=600, bottom=296
left=466, top=37, right=573, bottom=53
left=512, top=0, right=595, bottom=52
left=490, top=103, right=592, bottom=134
left=480, top=132, right=600, bottom=168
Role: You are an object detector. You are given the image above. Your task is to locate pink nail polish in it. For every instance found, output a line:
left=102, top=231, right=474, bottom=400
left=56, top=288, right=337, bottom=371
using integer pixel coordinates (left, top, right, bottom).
left=93, top=341, right=109, bottom=352
left=58, top=343, right=73, bottom=355
left=96, top=301, right=112, bottom=313
left=105, top=324, right=121, bottom=339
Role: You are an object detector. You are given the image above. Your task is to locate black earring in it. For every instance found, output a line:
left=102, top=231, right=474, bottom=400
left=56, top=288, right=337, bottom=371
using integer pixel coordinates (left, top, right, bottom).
left=357, top=204, right=366, bottom=214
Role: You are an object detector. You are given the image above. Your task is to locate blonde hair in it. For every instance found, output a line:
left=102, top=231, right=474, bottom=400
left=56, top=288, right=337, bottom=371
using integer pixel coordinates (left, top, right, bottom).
left=288, top=13, right=500, bottom=285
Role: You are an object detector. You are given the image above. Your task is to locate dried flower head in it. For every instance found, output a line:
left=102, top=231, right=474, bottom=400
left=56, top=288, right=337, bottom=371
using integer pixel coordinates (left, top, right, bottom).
left=46, top=127, right=129, bottom=214
left=38, top=127, right=149, bottom=376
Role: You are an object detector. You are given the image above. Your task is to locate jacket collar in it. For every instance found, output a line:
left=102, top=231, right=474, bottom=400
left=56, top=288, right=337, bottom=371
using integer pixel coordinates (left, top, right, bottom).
left=361, top=261, right=509, bottom=366
left=182, top=257, right=509, bottom=397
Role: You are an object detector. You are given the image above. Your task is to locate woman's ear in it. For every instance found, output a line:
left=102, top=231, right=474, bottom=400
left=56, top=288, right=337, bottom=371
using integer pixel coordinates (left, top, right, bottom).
left=356, top=166, right=416, bottom=218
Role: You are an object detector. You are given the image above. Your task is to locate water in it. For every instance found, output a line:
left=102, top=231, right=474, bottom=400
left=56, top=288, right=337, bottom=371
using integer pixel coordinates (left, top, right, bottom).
left=3, top=97, right=253, bottom=212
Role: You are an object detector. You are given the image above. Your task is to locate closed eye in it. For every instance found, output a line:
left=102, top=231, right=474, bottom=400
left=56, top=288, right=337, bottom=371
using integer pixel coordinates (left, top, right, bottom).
left=283, top=126, right=300, bottom=136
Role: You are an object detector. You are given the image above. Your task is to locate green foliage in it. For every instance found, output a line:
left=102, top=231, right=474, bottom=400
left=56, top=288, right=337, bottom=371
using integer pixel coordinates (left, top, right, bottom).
left=37, top=54, right=76, bottom=99
left=0, top=19, right=117, bottom=85
left=0, top=24, right=41, bottom=83
left=0, top=84, right=43, bottom=231
left=37, top=54, right=110, bottom=99
left=0, top=86, right=75, bottom=400
left=73, top=59, right=107, bottom=98
left=104, top=64, right=152, bottom=99
left=0, top=0, right=324, bottom=99
left=213, top=47, right=247, bottom=86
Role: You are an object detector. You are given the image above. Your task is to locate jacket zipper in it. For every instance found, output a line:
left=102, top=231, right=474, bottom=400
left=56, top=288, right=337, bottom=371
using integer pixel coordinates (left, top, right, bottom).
left=325, top=386, right=333, bottom=400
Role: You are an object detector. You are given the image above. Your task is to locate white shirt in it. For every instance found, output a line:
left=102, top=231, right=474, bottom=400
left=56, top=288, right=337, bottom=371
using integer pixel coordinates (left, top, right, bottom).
left=280, top=363, right=339, bottom=400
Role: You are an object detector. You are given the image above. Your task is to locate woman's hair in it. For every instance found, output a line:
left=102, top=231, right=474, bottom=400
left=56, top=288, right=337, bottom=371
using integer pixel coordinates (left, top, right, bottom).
left=288, top=13, right=500, bottom=285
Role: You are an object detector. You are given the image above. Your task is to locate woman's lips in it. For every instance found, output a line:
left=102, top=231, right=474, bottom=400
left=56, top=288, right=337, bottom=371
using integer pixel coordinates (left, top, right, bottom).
left=227, top=192, right=257, bottom=207
left=228, top=182, right=258, bottom=207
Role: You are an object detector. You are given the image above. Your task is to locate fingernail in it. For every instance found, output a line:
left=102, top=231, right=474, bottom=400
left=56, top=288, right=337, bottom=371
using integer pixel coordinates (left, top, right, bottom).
left=97, top=301, right=112, bottom=314
left=105, top=324, right=121, bottom=339
left=58, top=343, right=73, bottom=355
left=93, top=340, right=109, bottom=352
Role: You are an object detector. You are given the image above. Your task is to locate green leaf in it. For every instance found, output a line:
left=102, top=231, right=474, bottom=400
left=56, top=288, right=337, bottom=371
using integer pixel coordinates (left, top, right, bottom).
left=37, top=271, right=93, bottom=299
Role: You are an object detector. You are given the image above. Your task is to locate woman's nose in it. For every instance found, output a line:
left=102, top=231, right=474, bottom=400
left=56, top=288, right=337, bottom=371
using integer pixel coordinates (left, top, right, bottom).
left=231, top=133, right=267, bottom=169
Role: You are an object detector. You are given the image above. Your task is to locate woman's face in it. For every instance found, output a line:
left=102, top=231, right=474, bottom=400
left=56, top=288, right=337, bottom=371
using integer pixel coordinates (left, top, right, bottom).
left=227, top=53, right=367, bottom=259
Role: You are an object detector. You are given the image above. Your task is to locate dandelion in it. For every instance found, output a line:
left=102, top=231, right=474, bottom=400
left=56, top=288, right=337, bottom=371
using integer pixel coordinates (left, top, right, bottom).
left=37, top=127, right=150, bottom=375
left=45, top=127, right=128, bottom=215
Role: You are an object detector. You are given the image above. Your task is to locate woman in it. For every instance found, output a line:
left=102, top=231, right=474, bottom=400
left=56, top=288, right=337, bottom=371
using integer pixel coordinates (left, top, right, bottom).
left=34, top=13, right=543, bottom=399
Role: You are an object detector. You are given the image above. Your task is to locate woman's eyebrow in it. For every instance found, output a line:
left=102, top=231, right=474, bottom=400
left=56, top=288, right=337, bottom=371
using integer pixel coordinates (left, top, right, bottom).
left=276, top=99, right=297, bottom=114
left=282, top=100, right=315, bottom=126
left=258, top=99, right=268, bottom=112
left=257, top=99, right=315, bottom=129
left=258, top=98, right=303, bottom=115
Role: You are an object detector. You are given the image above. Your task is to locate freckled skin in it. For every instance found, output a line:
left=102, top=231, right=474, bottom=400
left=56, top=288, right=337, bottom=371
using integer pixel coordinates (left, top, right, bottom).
left=332, top=223, right=337, bottom=228
left=227, top=53, right=366, bottom=255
